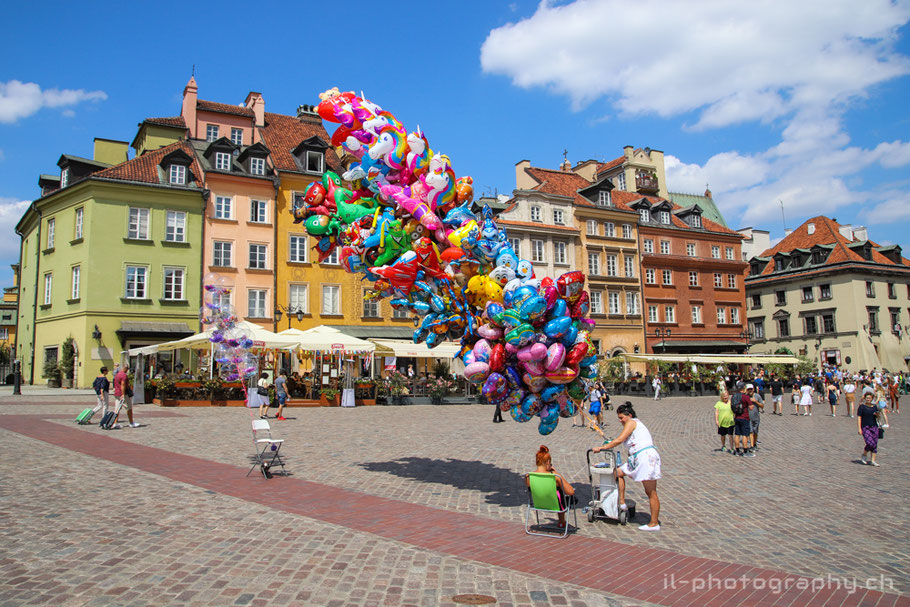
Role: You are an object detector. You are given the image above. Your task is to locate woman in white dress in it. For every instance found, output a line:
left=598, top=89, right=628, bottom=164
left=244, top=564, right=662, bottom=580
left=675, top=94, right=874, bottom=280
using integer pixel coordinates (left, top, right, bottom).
left=593, top=403, right=662, bottom=531
left=799, top=381, right=814, bottom=416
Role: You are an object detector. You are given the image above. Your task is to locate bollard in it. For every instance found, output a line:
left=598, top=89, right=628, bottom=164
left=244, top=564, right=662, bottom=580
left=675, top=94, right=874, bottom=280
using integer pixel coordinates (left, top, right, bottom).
left=13, top=359, right=21, bottom=395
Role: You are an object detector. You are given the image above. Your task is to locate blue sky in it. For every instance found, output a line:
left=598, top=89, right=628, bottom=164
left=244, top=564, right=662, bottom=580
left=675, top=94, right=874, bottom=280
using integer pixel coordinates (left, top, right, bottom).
left=2, top=0, right=910, bottom=288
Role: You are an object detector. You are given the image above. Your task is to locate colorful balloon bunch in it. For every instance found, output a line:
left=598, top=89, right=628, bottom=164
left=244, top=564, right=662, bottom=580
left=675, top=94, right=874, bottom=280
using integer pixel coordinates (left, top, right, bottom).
left=201, top=273, right=258, bottom=382
left=304, top=88, right=597, bottom=434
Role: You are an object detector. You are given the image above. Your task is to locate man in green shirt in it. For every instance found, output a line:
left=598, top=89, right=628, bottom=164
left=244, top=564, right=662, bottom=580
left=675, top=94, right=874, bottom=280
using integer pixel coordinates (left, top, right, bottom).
left=714, top=392, right=735, bottom=453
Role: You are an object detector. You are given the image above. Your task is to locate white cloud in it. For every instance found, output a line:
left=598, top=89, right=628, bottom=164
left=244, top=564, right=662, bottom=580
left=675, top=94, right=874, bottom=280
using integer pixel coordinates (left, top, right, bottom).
left=0, top=80, right=107, bottom=124
left=860, top=190, right=910, bottom=223
left=0, top=198, right=30, bottom=262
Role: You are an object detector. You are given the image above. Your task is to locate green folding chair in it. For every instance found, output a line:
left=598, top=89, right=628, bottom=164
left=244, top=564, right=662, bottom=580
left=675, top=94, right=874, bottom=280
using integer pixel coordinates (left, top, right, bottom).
left=525, top=472, right=576, bottom=538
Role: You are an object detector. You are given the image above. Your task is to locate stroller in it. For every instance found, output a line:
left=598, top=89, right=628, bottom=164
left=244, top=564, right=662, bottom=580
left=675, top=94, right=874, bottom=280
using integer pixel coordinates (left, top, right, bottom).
left=585, top=448, right=636, bottom=525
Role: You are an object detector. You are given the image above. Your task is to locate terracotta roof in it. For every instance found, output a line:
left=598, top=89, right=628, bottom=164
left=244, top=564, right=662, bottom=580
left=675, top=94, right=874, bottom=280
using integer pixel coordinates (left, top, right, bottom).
left=523, top=167, right=635, bottom=211
left=609, top=190, right=739, bottom=236
left=497, top=219, right=579, bottom=232
left=197, top=99, right=254, bottom=117
left=754, top=216, right=909, bottom=276
left=93, top=141, right=203, bottom=187
left=144, top=116, right=186, bottom=129
left=258, top=111, right=342, bottom=173
left=595, top=156, right=625, bottom=174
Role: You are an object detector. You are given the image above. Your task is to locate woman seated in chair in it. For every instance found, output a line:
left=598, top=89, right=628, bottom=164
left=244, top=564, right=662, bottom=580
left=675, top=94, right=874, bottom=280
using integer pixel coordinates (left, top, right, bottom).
left=526, top=445, right=575, bottom=528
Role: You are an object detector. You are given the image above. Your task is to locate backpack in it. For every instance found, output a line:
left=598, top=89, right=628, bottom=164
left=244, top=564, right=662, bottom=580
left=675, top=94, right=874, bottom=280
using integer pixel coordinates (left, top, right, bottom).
left=92, top=376, right=104, bottom=394
left=730, top=392, right=745, bottom=416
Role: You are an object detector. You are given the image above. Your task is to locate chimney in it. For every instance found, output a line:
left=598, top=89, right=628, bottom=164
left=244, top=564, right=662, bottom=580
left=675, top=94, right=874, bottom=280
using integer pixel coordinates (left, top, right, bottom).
left=853, top=226, right=868, bottom=241
left=838, top=224, right=854, bottom=241
left=515, top=160, right=534, bottom=190
left=244, top=91, right=265, bottom=127
left=181, top=76, right=198, bottom=138
left=93, top=138, right=129, bottom=165
left=559, top=157, right=571, bottom=172
left=704, top=185, right=712, bottom=199
left=807, top=222, right=815, bottom=235
left=784, top=228, right=793, bottom=237
left=623, top=145, right=634, bottom=159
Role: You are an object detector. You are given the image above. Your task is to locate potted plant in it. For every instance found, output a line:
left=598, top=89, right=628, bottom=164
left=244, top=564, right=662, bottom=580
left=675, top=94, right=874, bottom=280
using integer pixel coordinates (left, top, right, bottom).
left=57, top=337, right=77, bottom=388
left=43, top=357, right=62, bottom=388
left=202, top=376, right=226, bottom=405
left=319, top=386, right=340, bottom=406
left=151, top=376, right=177, bottom=405
left=427, top=377, right=455, bottom=405
left=386, top=371, right=410, bottom=405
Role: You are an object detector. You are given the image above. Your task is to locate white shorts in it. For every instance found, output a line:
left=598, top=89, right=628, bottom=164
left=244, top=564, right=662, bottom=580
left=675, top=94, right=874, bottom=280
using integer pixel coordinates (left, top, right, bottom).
left=620, top=448, right=662, bottom=482
left=117, top=395, right=132, bottom=411
left=772, top=395, right=783, bottom=404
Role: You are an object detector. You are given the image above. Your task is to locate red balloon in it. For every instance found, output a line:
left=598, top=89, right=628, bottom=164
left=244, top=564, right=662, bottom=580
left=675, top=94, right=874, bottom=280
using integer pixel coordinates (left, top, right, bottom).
left=565, top=342, right=590, bottom=366
left=557, top=271, right=586, bottom=303
left=489, top=343, right=506, bottom=373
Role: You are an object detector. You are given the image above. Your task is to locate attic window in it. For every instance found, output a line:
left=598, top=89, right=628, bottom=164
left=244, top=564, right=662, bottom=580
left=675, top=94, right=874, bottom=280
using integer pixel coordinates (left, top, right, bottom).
left=169, top=164, right=186, bottom=185
left=690, top=214, right=702, bottom=228
left=775, top=258, right=786, bottom=272
left=659, top=211, right=670, bottom=224
left=597, top=190, right=611, bottom=206
left=305, top=151, right=323, bottom=174
left=215, top=152, right=231, bottom=171
left=812, top=250, right=825, bottom=264
left=60, top=168, right=69, bottom=188
left=250, top=157, right=266, bottom=176
left=639, top=209, right=650, bottom=222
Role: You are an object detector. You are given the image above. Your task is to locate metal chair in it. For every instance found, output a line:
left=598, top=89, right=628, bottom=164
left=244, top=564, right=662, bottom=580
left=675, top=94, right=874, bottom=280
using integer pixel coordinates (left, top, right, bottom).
left=247, top=419, right=286, bottom=479
left=524, top=473, right=577, bottom=538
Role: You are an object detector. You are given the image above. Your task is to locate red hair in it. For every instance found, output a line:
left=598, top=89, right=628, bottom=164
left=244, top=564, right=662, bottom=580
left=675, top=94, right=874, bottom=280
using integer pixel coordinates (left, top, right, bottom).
left=535, top=445, right=551, bottom=467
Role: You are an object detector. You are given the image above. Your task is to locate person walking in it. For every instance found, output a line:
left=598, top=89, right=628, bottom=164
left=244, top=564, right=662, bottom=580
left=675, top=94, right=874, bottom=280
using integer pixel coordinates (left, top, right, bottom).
left=112, top=364, right=140, bottom=429
left=887, top=376, right=900, bottom=413
left=769, top=373, right=784, bottom=415
left=843, top=376, right=857, bottom=418
left=857, top=392, right=882, bottom=466
left=593, top=403, right=662, bottom=530
left=745, top=384, right=762, bottom=450
left=799, top=380, right=813, bottom=416
left=791, top=376, right=801, bottom=415
left=730, top=382, right=754, bottom=457
left=273, top=369, right=288, bottom=421
left=714, top=392, right=735, bottom=453
left=91, top=366, right=111, bottom=417
left=587, top=383, right=604, bottom=428
left=652, top=375, right=662, bottom=401
left=255, top=372, right=271, bottom=419
left=826, top=380, right=839, bottom=417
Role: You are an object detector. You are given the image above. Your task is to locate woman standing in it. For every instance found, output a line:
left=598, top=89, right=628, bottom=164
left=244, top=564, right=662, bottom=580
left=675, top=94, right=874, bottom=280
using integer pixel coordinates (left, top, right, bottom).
left=255, top=372, right=271, bottom=419
left=843, top=376, right=857, bottom=418
left=593, top=403, right=662, bottom=531
left=714, top=392, right=735, bottom=453
left=857, top=393, right=882, bottom=466
left=826, top=380, right=839, bottom=416
left=887, top=376, right=900, bottom=413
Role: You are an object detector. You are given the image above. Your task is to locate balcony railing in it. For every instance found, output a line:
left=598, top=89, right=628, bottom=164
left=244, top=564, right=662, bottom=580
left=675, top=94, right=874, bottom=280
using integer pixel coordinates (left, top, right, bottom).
left=636, top=174, right=660, bottom=193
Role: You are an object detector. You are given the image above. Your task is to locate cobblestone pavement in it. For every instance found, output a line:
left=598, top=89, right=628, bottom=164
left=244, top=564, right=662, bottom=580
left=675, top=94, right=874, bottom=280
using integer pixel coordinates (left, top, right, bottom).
left=0, top=394, right=906, bottom=606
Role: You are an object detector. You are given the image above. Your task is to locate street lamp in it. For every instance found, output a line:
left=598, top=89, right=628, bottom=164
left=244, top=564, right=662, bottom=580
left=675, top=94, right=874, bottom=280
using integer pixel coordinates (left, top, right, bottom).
left=274, top=305, right=304, bottom=331
left=740, top=329, right=753, bottom=352
left=654, top=327, right=671, bottom=352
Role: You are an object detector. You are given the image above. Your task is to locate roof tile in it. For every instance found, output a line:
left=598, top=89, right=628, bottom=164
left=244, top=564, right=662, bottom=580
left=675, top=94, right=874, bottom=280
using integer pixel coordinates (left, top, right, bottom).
left=258, top=112, right=342, bottom=174
left=197, top=99, right=254, bottom=117
left=94, top=141, right=203, bottom=187
left=144, top=116, right=186, bottom=129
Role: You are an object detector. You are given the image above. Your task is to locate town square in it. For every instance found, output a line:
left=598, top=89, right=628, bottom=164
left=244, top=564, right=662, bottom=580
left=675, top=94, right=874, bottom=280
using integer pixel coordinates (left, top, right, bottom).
left=1, top=1, right=909, bottom=606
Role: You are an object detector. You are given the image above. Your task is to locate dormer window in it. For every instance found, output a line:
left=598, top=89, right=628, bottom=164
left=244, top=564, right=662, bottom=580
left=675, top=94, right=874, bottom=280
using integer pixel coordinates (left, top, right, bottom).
left=230, top=128, right=243, bottom=146
left=169, top=164, right=186, bottom=185
left=774, top=257, right=786, bottom=272
left=659, top=211, right=670, bottom=224
left=639, top=209, right=650, bottom=223
left=60, top=168, right=69, bottom=188
left=206, top=125, right=219, bottom=142
left=530, top=206, right=541, bottom=222
left=305, top=151, right=323, bottom=174
left=690, top=215, right=702, bottom=228
left=215, top=152, right=231, bottom=171
left=598, top=190, right=611, bottom=206
left=250, top=157, right=265, bottom=176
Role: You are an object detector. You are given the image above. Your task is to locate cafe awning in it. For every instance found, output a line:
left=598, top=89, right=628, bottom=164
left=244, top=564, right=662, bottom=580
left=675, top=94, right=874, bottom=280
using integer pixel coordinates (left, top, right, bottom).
left=369, top=339, right=462, bottom=359
left=620, top=353, right=801, bottom=365
left=281, top=326, right=375, bottom=354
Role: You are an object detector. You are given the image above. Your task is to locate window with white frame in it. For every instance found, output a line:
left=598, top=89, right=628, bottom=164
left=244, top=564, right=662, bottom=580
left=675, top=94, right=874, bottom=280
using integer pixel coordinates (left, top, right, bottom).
left=250, top=157, right=266, bottom=176
left=645, top=268, right=656, bottom=284
left=716, top=306, right=727, bottom=324
left=590, top=291, right=603, bottom=314
left=215, top=196, right=232, bottom=219
left=206, top=124, right=219, bottom=142
left=624, top=256, right=635, bottom=278
left=363, top=291, right=380, bottom=317
left=250, top=200, right=268, bottom=223
left=615, top=172, right=626, bottom=190
left=393, top=305, right=409, bottom=319
left=43, top=273, right=52, bottom=305
left=215, top=152, right=231, bottom=171
left=588, top=253, right=600, bottom=275
left=530, top=206, right=541, bottom=222
left=727, top=274, right=736, bottom=289
left=323, top=249, right=339, bottom=265
left=60, top=168, right=69, bottom=187
left=711, top=245, right=720, bottom=259
left=643, top=239, right=653, bottom=253
left=725, top=247, right=734, bottom=260
left=127, top=208, right=149, bottom=239
left=648, top=305, right=658, bottom=323
left=686, top=243, right=696, bottom=256
left=305, top=150, right=324, bottom=174
left=169, top=164, right=186, bottom=185
left=598, top=190, right=611, bottom=206
left=213, top=241, right=233, bottom=267
left=659, top=211, right=670, bottom=224
left=750, top=318, right=765, bottom=339
left=248, top=289, right=267, bottom=318
left=689, top=271, right=699, bottom=286
left=74, top=208, right=83, bottom=240
left=553, top=209, right=564, bottom=225
left=606, top=254, right=617, bottom=276
left=731, top=307, right=741, bottom=325
left=662, top=269, right=672, bottom=285
left=71, top=266, right=80, bottom=300
left=289, top=284, right=308, bottom=313
left=289, top=235, right=308, bottom=262
left=163, top=267, right=185, bottom=300
left=230, top=128, right=243, bottom=146
left=622, top=224, right=632, bottom=239
left=322, top=285, right=340, bottom=315
left=586, top=220, right=597, bottom=235
left=46, top=218, right=55, bottom=249
left=691, top=304, right=702, bottom=324
left=249, top=243, right=267, bottom=269
left=532, top=239, right=544, bottom=262
left=608, top=292, right=621, bottom=315
left=664, top=305, right=675, bottom=323
left=604, top=222, right=615, bottom=237
left=714, top=272, right=722, bottom=288
left=659, top=240, right=670, bottom=254
left=509, top=237, right=521, bottom=256
left=639, top=208, right=650, bottom=222
left=165, top=211, right=186, bottom=242
left=626, top=292, right=640, bottom=315
left=691, top=215, right=702, bottom=228
left=554, top=241, right=567, bottom=264
left=125, top=266, right=147, bottom=299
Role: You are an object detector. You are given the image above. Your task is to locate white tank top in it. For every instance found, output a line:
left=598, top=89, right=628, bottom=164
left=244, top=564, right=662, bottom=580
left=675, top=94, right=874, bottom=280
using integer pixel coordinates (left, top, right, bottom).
left=623, top=418, right=654, bottom=454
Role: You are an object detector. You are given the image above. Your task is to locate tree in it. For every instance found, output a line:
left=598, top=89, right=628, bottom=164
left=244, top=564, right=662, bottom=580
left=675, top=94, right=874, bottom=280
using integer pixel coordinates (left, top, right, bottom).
left=59, top=337, right=76, bottom=380
left=0, top=343, right=10, bottom=367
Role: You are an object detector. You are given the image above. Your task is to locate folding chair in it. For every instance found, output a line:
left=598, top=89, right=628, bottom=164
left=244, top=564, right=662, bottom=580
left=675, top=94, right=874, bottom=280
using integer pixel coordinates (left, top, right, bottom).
left=525, top=472, right=577, bottom=538
left=247, top=419, right=286, bottom=479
